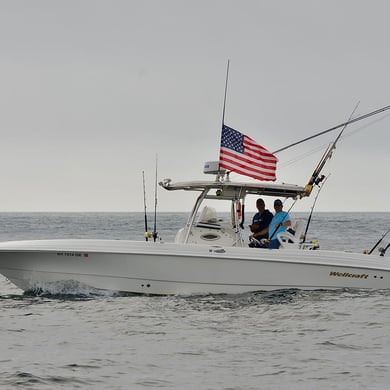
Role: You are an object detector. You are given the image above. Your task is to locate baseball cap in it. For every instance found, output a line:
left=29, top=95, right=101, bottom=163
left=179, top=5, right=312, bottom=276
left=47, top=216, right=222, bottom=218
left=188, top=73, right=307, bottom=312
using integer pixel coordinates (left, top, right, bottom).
left=274, top=199, right=283, bottom=206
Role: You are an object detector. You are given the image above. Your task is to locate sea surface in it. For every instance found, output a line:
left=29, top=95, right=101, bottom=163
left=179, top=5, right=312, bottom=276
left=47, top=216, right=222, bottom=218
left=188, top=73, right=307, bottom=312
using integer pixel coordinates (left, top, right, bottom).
left=0, top=212, right=389, bottom=390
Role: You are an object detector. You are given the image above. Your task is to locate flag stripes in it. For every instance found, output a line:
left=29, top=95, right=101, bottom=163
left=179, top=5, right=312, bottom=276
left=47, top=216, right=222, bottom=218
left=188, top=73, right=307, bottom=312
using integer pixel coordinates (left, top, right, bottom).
left=219, top=125, right=277, bottom=181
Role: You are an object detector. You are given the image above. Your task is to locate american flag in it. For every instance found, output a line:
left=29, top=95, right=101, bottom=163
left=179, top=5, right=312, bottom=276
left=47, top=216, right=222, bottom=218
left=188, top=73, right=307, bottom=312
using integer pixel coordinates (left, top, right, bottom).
left=219, top=125, right=278, bottom=181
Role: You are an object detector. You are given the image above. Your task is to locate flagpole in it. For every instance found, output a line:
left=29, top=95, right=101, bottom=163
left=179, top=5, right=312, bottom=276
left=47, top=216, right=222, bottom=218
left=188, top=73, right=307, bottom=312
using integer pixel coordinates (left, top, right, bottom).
left=221, top=59, right=230, bottom=127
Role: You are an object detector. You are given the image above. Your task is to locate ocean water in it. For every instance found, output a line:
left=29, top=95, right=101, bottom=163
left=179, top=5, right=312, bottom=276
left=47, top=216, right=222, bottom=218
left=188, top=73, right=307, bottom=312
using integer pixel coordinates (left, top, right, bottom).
left=0, top=212, right=389, bottom=389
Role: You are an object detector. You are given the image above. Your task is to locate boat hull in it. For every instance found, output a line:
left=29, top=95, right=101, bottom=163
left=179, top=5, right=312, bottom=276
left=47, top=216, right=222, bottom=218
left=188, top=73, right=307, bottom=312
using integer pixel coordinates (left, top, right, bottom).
left=0, top=239, right=389, bottom=295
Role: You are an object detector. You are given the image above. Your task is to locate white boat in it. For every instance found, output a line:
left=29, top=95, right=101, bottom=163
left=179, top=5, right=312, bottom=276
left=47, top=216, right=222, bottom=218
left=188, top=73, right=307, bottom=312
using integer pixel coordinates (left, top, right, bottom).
left=0, top=165, right=389, bottom=295
left=1, top=99, right=390, bottom=295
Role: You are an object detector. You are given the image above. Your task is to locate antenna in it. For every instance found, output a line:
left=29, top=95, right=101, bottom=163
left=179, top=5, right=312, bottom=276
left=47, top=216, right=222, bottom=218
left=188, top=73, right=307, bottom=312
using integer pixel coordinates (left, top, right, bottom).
left=218, top=60, right=230, bottom=177
left=221, top=59, right=230, bottom=127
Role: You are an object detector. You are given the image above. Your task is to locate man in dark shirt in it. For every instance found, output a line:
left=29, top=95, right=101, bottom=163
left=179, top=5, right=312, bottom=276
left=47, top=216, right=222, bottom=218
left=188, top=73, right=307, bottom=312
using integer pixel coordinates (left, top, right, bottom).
left=249, top=198, right=273, bottom=242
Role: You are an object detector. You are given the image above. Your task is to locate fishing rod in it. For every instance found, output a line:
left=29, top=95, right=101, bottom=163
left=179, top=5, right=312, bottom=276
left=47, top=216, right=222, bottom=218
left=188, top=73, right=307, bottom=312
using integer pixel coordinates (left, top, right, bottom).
left=304, top=103, right=359, bottom=196
left=379, top=242, right=390, bottom=257
left=142, top=171, right=149, bottom=241
left=272, top=103, right=390, bottom=154
left=302, top=174, right=330, bottom=242
left=239, top=203, right=245, bottom=229
left=153, top=155, right=158, bottom=242
left=368, top=228, right=390, bottom=255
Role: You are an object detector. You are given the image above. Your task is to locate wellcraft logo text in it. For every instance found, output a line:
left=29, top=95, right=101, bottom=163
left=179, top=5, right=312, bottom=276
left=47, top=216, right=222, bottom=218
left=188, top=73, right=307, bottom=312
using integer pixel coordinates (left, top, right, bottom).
left=329, top=271, right=368, bottom=279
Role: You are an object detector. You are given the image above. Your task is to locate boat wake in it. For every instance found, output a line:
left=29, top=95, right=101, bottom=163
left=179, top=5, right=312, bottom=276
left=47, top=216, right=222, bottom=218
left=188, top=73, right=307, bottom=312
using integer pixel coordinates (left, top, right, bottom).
left=165, top=287, right=386, bottom=311
left=22, top=279, right=123, bottom=299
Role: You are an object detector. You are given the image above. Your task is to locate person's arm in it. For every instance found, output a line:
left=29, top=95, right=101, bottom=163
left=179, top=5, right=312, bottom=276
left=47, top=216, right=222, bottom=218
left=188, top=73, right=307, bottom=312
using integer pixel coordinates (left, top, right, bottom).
left=252, top=226, right=269, bottom=238
left=276, top=220, right=291, bottom=228
left=275, top=214, right=291, bottom=229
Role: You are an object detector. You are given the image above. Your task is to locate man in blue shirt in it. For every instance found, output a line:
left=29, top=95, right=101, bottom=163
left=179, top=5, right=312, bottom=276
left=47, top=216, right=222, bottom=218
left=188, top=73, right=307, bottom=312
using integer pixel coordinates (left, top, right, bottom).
left=249, top=198, right=273, bottom=242
left=268, top=199, right=291, bottom=249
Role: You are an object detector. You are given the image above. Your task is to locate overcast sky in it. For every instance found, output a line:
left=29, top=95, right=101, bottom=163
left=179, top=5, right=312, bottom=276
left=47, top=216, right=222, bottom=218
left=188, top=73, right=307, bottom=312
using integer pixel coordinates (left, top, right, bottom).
left=0, top=0, right=389, bottom=213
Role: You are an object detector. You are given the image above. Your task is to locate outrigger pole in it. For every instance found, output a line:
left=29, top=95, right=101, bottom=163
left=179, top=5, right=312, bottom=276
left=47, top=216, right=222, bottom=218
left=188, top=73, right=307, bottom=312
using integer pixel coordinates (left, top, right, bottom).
left=304, top=102, right=360, bottom=196
left=272, top=103, right=390, bottom=154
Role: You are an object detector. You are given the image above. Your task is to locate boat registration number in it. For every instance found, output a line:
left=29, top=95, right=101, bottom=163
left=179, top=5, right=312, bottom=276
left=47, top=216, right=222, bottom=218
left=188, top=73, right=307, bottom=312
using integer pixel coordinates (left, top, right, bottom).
left=56, top=252, right=89, bottom=258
